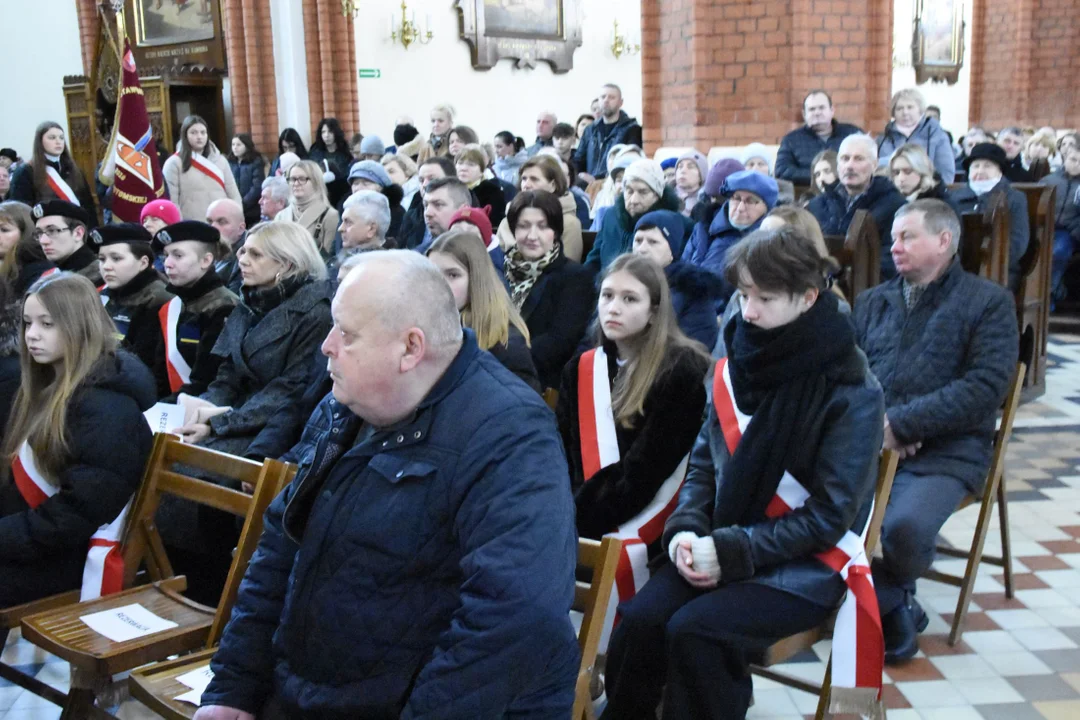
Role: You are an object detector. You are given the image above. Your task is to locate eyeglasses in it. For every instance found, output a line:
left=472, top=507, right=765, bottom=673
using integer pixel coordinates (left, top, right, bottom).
left=32, top=225, right=71, bottom=240
left=288, top=176, right=311, bottom=185
left=730, top=195, right=763, bottom=208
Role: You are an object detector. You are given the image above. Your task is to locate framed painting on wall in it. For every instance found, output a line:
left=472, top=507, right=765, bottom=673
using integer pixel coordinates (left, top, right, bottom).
left=912, top=0, right=965, bottom=84
left=455, top=0, right=583, bottom=73
left=125, top=0, right=227, bottom=71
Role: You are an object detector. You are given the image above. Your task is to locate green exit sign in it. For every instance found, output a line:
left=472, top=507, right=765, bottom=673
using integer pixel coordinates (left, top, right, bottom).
left=358, top=68, right=382, bottom=79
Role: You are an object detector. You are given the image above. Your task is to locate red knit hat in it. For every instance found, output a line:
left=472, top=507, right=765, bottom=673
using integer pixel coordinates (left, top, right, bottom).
left=140, top=199, right=182, bottom=226
left=448, top=205, right=493, bottom=244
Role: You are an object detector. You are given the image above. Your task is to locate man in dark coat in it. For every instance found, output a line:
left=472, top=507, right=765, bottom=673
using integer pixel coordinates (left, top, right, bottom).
left=775, top=90, right=863, bottom=185
left=808, top=133, right=907, bottom=277
left=196, top=251, right=579, bottom=720
left=399, top=156, right=455, bottom=250
left=574, top=83, right=643, bottom=182
left=207, top=199, right=248, bottom=294
left=951, top=142, right=1030, bottom=290
left=853, top=199, right=1018, bottom=664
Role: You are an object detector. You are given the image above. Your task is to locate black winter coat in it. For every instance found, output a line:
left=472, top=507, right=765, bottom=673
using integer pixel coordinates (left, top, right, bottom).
left=951, top=177, right=1030, bottom=289
left=558, top=343, right=709, bottom=540
left=398, top=191, right=427, bottom=250
left=473, top=179, right=508, bottom=230
left=775, top=121, right=863, bottom=184
left=308, top=147, right=353, bottom=209
left=229, top=157, right=265, bottom=226
left=853, top=259, right=1019, bottom=492
left=0, top=351, right=155, bottom=606
left=202, top=332, right=580, bottom=717
left=663, top=351, right=883, bottom=606
left=519, top=253, right=596, bottom=390
left=807, top=175, right=907, bottom=277
left=158, top=269, right=239, bottom=401
left=56, top=244, right=104, bottom=287
left=667, top=261, right=725, bottom=350
left=9, top=160, right=98, bottom=225
left=100, top=268, right=174, bottom=398
left=487, top=324, right=542, bottom=393
left=200, top=278, right=333, bottom=459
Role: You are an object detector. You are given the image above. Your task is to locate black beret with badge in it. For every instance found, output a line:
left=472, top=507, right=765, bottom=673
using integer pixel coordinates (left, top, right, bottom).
left=151, top=221, right=222, bottom=254
left=87, top=223, right=152, bottom=249
left=32, top=200, right=92, bottom=228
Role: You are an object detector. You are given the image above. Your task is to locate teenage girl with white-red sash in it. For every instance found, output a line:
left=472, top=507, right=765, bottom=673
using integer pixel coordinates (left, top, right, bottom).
left=601, top=226, right=886, bottom=720
left=161, top=115, right=241, bottom=223
left=9, top=121, right=98, bottom=223
left=0, top=272, right=154, bottom=608
left=556, top=252, right=709, bottom=543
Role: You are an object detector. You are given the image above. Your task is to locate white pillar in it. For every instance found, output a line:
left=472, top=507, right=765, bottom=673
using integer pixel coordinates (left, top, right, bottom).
left=269, top=0, right=312, bottom=145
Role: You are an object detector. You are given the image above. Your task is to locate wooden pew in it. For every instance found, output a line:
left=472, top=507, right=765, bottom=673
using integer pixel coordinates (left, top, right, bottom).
left=1010, top=183, right=1056, bottom=396
left=959, top=190, right=1010, bottom=287
left=822, top=209, right=881, bottom=303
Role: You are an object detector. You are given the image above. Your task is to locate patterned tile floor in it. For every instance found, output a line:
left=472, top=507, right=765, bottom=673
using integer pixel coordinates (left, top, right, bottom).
left=5, top=334, right=1080, bottom=719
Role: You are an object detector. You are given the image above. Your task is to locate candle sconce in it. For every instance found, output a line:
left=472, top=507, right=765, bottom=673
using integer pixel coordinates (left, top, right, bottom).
left=389, top=1, right=433, bottom=50
left=610, top=19, right=640, bottom=59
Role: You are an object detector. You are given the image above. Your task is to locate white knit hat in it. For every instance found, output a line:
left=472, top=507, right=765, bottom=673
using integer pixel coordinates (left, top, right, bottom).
left=623, top=158, right=665, bottom=197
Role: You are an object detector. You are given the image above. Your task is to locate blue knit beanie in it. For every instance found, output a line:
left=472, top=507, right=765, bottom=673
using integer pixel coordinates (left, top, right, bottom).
left=720, top=170, right=779, bottom=210
left=634, top=209, right=687, bottom=258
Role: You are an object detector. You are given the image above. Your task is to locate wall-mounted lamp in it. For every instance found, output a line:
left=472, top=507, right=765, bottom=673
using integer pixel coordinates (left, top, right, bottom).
left=340, top=0, right=359, bottom=18
left=389, top=1, right=433, bottom=50
left=610, top=19, right=640, bottom=59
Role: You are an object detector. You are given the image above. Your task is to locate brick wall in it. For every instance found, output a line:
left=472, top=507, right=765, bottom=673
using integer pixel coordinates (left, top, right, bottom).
left=75, top=0, right=99, bottom=77
left=969, top=0, right=1080, bottom=130
left=223, top=0, right=279, bottom=153
left=641, top=0, right=894, bottom=152
left=304, top=0, right=360, bottom=137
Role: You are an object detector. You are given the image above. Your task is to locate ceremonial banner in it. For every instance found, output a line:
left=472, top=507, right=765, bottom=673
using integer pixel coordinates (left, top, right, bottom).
left=99, top=39, right=165, bottom=222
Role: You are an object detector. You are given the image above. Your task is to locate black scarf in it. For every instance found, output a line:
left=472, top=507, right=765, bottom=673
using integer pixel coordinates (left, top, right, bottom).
left=108, top=266, right=161, bottom=301
left=715, top=292, right=864, bottom=527
left=240, top=275, right=305, bottom=322
left=167, top=265, right=225, bottom=302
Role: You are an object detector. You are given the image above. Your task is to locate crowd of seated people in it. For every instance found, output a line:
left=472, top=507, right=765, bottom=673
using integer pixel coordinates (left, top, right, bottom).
left=0, top=80, right=1073, bottom=720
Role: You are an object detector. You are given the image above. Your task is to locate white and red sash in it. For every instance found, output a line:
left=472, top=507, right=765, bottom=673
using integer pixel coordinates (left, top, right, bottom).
left=713, top=358, right=884, bottom=717
left=178, top=152, right=226, bottom=191
left=159, top=297, right=192, bottom=393
left=577, top=346, right=689, bottom=648
left=45, top=166, right=79, bottom=205
left=12, top=442, right=128, bottom=601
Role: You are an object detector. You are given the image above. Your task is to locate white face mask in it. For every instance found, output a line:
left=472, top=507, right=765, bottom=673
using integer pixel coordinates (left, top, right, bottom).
left=968, top=178, right=999, bottom=196
left=729, top=218, right=756, bottom=231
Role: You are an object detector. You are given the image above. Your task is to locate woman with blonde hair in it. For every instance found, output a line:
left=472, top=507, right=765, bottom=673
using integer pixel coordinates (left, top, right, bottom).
left=275, top=159, right=339, bottom=261
left=427, top=228, right=540, bottom=392
left=496, top=154, right=584, bottom=261
left=419, top=103, right=455, bottom=162
left=556, top=253, right=710, bottom=540
left=162, top=115, right=242, bottom=221
left=876, top=88, right=955, bottom=183
left=0, top=272, right=155, bottom=606
left=760, top=204, right=846, bottom=303
left=1022, top=131, right=1059, bottom=180
left=887, top=143, right=959, bottom=212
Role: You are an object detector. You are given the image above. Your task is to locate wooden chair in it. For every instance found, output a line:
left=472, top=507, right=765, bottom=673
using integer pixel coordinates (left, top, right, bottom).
left=572, top=536, right=622, bottom=720
left=129, top=647, right=217, bottom=720
left=923, top=362, right=1027, bottom=645
left=580, top=230, right=597, bottom=262
left=749, top=449, right=900, bottom=719
left=823, top=209, right=881, bottom=303
left=1010, top=183, right=1055, bottom=396
left=543, top=387, right=559, bottom=411
left=18, top=434, right=295, bottom=719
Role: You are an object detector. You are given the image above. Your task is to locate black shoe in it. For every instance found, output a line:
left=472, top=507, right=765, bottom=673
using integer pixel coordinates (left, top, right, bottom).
left=883, top=595, right=921, bottom=665
left=912, top=596, right=929, bottom=634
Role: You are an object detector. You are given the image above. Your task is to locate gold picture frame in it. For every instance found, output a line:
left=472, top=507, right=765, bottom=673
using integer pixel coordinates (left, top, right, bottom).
left=455, top=0, right=583, bottom=73
left=912, top=0, right=965, bottom=84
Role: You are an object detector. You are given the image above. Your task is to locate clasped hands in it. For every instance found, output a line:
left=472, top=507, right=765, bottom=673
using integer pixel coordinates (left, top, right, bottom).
left=883, top=415, right=921, bottom=459
left=669, top=532, right=720, bottom=589
left=174, top=394, right=232, bottom=445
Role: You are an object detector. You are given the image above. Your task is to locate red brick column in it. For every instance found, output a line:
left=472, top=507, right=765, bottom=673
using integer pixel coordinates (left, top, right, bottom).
left=969, top=0, right=1080, bottom=130
left=222, top=0, right=279, bottom=153
left=303, top=0, right=360, bottom=137
left=641, top=0, right=894, bottom=153
left=75, top=0, right=100, bottom=77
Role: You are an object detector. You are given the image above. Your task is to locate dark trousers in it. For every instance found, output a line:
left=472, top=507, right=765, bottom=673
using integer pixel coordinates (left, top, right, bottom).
left=1052, top=228, right=1077, bottom=300
left=602, top=562, right=832, bottom=720
left=873, top=469, right=969, bottom=615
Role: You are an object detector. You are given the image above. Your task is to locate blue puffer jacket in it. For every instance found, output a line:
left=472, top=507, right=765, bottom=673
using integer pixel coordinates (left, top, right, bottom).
left=807, top=176, right=907, bottom=278
left=680, top=200, right=764, bottom=310
left=853, top=259, right=1018, bottom=492
left=877, top=115, right=956, bottom=184
left=951, top=177, right=1030, bottom=289
left=229, top=157, right=265, bottom=222
left=666, top=261, right=725, bottom=349
left=573, top=111, right=643, bottom=179
left=775, top=121, right=863, bottom=184
left=202, top=331, right=580, bottom=718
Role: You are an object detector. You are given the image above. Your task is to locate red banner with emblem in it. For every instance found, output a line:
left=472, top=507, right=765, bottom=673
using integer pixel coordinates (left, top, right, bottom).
left=99, top=39, right=166, bottom=222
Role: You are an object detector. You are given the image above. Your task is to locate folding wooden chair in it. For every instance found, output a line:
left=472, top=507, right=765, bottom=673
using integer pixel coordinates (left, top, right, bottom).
left=749, top=449, right=899, bottom=720
left=923, top=362, right=1026, bottom=645
left=572, top=536, right=622, bottom=720
left=18, top=434, right=295, bottom=719
left=543, top=387, right=559, bottom=411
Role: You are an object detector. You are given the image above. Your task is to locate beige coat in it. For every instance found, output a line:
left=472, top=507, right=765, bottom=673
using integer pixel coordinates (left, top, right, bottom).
left=497, top=191, right=583, bottom=262
left=162, top=150, right=242, bottom=221
left=275, top=201, right=340, bottom=258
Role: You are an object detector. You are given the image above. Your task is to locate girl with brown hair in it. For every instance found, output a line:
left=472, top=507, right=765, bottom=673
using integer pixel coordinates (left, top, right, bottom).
left=9, top=122, right=97, bottom=220
left=0, top=272, right=155, bottom=606
left=427, top=227, right=540, bottom=392
left=162, top=115, right=242, bottom=221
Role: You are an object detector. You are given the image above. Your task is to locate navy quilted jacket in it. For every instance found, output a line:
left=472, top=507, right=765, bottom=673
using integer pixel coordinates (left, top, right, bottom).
left=853, top=260, right=1018, bottom=492
left=202, top=331, right=580, bottom=718
left=774, top=121, right=863, bottom=184
left=807, top=176, right=907, bottom=278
